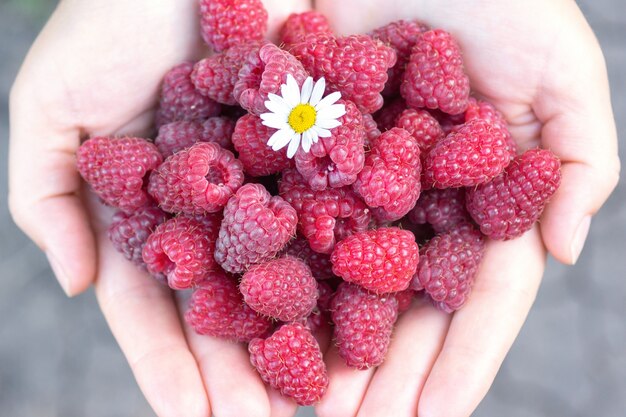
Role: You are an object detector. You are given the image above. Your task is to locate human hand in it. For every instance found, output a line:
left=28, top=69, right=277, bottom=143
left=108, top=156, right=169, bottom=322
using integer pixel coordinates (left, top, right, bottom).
left=312, top=0, right=620, bottom=416
left=8, top=1, right=310, bottom=416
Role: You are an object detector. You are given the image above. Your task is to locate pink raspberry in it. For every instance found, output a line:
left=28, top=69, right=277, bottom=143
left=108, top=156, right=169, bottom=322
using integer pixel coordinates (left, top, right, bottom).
left=108, top=206, right=169, bottom=269
left=331, top=282, right=399, bottom=369
left=373, top=97, right=407, bottom=132
left=291, top=33, right=396, bottom=113
left=354, top=127, right=421, bottom=221
left=331, top=227, right=419, bottom=294
left=302, top=280, right=334, bottom=337
left=370, top=19, right=429, bottom=96
left=249, top=323, right=328, bottom=406
left=395, top=289, right=416, bottom=313
left=395, top=108, right=445, bottom=151
left=280, top=236, right=334, bottom=280
left=411, top=226, right=485, bottom=312
left=234, top=43, right=308, bottom=115
left=142, top=214, right=221, bottom=289
left=408, top=188, right=470, bottom=233
left=185, top=269, right=273, bottom=342
left=464, top=97, right=517, bottom=157
left=154, top=117, right=235, bottom=158
left=148, top=142, right=244, bottom=214
left=155, top=62, right=220, bottom=128
left=362, top=113, right=381, bottom=147
left=423, top=119, right=511, bottom=188
left=280, top=169, right=371, bottom=254
left=401, top=29, right=470, bottom=115
left=199, top=0, right=268, bottom=52
left=76, top=136, right=162, bottom=212
left=466, top=148, right=561, bottom=240
left=192, top=41, right=265, bottom=105
left=294, top=99, right=365, bottom=190
left=215, top=183, right=297, bottom=273
left=279, top=11, right=333, bottom=49
left=231, top=114, right=292, bottom=177
left=241, top=257, right=318, bottom=321
left=429, top=108, right=466, bottom=135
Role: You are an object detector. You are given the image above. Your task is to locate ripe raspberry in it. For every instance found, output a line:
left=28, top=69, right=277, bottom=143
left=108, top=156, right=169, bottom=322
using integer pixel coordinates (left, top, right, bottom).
left=199, top=0, right=268, bottom=52
left=370, top=20, right=429, bottom=96
left=354, top=128, right=421, bottom=221
left=464, top=97, right=517, bottom=156
left=279, top=11, right=333, bottom=48
left=148, top=142, right=244, bottom=214
left=373, top=97, right=407, bottom=131
left=316, top=280, right=334, bottom=312
left=290, top=33, right=396, bottom=113
left=423, top=119, right=511, bottom=188
left=77, top=136, right=162, bottom=212
left=142, top=214, right=221, bottom=289
left=331, top=227, right=419, bottom=294
left=466, top=148, right=561, bottom=240
left=185, top=269, right=273, bottom=342
left=108, top=206, right=169, bottom=269
left=192, top=41, right=265, bottom=105
left=280, top=169, right=371, bottom=254
left=155, top=62, right=220, bottom=128
left=241, top=257, right=318, bottom=321
left=395, top=289, right=416, bottom=313
left=215, top=183, right=297, bottom=273
left=294, top=100, right=365, bottom=190
left=280, top=236, right=334, bottom=280
left=395, top=108, right=445, bottom=151
left=331, top=282, right=399, bottom=369
left=302, top=280, right=334, bottom=336
left=155, top=117, right=235, bottom=158
left=249, top=323, right=328, bottom=406
left=234, top=43, right=308, bottom=115
left=401, top=29, right=470, bottom=115
left=231, top=114, right=291, bottom=177
left=362, top=113, right=381, bottom=147
left=411, top=226, right=485, bottom=312
left=408, top=188, right=470, bottom=233
left=429, top=108, right=466, bottom=135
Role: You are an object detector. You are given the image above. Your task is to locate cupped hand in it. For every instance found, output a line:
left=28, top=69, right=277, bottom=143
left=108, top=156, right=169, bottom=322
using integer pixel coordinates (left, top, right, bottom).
left=8, top=1, right=309, bottom=416
left=313, top=0, right=619, bottom=416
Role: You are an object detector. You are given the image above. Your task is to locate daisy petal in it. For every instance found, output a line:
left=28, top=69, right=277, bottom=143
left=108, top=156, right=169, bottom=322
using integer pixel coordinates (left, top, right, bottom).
left=268, top=128, right=294, bottom=149
left=282, top=74, right=301, bottom=107
left=300, top=77, right=314, bottom=103
left=309, top=77, right=326, bottom=106
left=316, top=118, right=342, bottom=129
left=315, top=91, right=342, bottom=109
left=302, top=131, right=313, bottom=153
left=264, top=97, right=291, bottom=116
left=313, top=126, right=332, bottom=138
left=316, top=104, right=346, bottom=121
left=286, top=133, right=301, bottom=158
left=260, top=113, right=289, bottom=130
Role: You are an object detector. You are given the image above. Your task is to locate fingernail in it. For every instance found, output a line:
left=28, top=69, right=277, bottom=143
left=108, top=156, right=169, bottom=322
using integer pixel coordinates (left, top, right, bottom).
left=570, top=215, right=591, bottom=264
left=45, top=250, right=72, bottom=296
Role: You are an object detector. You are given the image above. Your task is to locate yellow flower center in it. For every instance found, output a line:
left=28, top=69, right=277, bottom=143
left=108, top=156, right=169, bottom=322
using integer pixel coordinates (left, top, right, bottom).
left=288, top=104, right=317, bottom=134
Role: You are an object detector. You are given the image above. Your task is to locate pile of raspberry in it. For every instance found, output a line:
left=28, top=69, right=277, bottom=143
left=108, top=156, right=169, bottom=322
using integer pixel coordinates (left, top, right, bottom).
left=75, top=0, right=561, bottom=406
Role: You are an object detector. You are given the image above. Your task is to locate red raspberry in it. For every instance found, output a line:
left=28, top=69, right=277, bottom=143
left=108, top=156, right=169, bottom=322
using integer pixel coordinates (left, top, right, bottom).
left=231, top=114, right=292, bottom=177
left=192, top=41, right=265, bottom=105
left=249, top=323, right=328, bottom=406
left=185, top=269, right=273, bottom=342
left=331, top=282, right=399, bottom=369
left=108, top=206, right=169, bottom=269
left=362, top=113, right=381, bottom=147
left=331, top=227, right=419, bottom=294
left=240, top=257, right=318, bottom=322
left=411, top=226, right=485, bottom=312
left=234, top=43, right=308, bottom=115
left=155, top=117, right=235, bottom=158
left=294, top=99, right=365, bottom=190
left=142, top=214, right=221, bottom=289
left=354, top=127, right=422, bottom=221
left=466, top=148, right=561, bottom=240
left=395, top=108, right=445, bottom=151
left=76, top=136, right=162, bottom=212
left=373, top=97, right=407, bottom=131
left=199, top=0, right=268, bottom=53
left=215, top=183, right=297, bottom=273
left=279, top=11, right=333, bottom=49
left=429, top=108, right=466, bottom=135
left=280, top=169, right=371, bottom=254
left=155, top=62, right=220, bottom=128
left=280, top=236, right=334, bottom=280
left=291, top=33, right=396, bottom=113
left=316, top=280, right=334, bottom=312
left=423, top=119, right=511, bottom=188
left=302, top=280, right=334, bottom=336
left=408, top=188, right=470, bottom=233
left=464, top=97, right=517, bottom=156
left=370, top=20, right=429, bottom=96
left=148, top=142, right=244, bottom=214
left=401, top=29, right=470, bottom=115
left=395, top=289, right=416, bottom=313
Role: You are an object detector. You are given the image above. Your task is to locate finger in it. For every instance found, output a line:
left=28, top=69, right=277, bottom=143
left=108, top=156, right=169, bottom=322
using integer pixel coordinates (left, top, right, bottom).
left=315, top=345, right=375, bottom=417
left=356, top=298, right=451, bottom=417
left=266, top=386, right=299, bottom=417
left=94, top=232, right=209, bottom=417
left=418, top=228, right=545, bottom=417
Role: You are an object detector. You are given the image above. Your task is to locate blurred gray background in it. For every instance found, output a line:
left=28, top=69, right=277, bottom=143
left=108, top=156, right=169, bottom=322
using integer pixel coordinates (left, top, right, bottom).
left=1, top=0, right=624, bottom=416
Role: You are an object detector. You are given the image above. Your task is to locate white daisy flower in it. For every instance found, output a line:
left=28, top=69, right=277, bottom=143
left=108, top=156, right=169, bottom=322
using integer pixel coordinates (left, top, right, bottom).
left=260, top=74, right=346, bottom=158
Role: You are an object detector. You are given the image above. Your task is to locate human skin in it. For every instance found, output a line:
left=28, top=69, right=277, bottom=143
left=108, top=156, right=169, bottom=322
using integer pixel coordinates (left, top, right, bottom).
left=8, top=0, right=619, bottom=416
